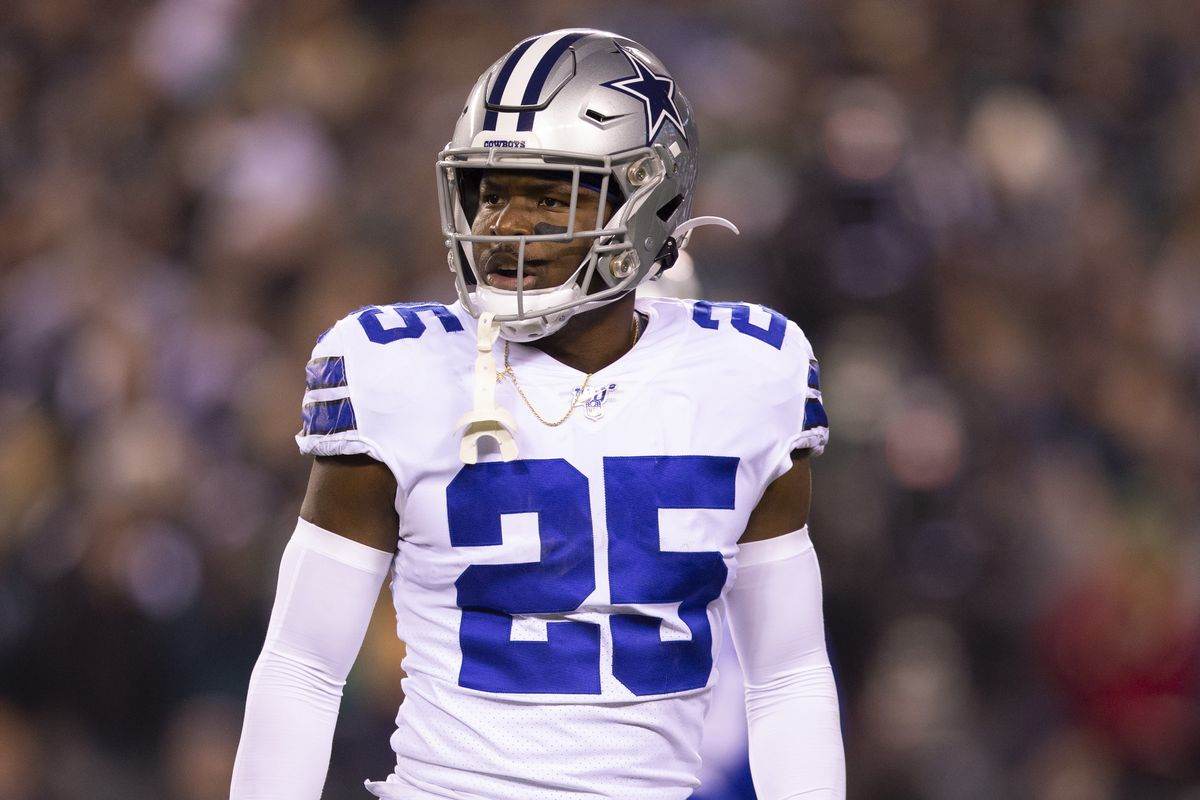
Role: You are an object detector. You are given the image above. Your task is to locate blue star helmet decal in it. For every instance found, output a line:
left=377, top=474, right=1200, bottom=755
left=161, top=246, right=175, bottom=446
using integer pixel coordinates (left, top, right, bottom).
left=602, top=44, right=687, bottom=144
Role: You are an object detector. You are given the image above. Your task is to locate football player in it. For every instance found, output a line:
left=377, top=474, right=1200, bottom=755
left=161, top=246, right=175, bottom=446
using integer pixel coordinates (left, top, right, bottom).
left=231, top=29, right=844, bottom=800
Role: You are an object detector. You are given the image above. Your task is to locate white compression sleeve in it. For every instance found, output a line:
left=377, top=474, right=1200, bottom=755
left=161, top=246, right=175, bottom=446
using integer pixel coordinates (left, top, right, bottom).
left=726, top=527, right=846, bottom=800
left=230, top=518, right=393, bottom=800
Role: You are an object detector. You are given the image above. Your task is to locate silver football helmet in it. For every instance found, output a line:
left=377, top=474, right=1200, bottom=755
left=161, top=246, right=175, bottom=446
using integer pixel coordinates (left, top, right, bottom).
left=436, top=29, right=730, bottom=342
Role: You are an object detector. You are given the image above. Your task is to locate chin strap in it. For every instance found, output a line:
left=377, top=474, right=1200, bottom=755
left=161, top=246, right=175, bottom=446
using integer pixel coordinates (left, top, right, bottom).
left=457, top=312, right=518, bottom=463
left=673, top=216, right=740, bottom=250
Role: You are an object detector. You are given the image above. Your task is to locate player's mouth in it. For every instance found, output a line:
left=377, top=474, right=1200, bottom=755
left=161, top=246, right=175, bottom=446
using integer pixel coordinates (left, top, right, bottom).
left=483, top=253, right=546, bottom=290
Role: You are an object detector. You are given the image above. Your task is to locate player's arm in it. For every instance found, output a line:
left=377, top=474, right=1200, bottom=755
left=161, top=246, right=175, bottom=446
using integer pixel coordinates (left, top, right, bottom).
left=230, top=455, right=398, bottom=800
left=727, top=450, right=846, bottom=800
left=300, top=454, right=400, bottom=550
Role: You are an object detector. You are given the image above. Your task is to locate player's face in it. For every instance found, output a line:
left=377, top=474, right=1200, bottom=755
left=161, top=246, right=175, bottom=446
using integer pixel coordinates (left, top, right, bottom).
left=471, top=171, right=612, bottom=292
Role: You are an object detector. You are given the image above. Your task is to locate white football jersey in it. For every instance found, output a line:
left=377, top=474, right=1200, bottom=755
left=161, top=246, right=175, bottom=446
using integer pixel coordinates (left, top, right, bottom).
left=296, top=296, right=828, bottom=800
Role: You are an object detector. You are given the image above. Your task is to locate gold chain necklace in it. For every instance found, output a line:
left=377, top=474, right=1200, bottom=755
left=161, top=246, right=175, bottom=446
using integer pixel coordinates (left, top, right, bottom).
left=499, top=313, right=641, bottom=427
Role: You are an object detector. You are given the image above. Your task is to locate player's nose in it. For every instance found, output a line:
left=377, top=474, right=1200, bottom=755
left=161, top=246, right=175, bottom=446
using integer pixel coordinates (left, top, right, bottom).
left=491, top=201, right=535, bottom=236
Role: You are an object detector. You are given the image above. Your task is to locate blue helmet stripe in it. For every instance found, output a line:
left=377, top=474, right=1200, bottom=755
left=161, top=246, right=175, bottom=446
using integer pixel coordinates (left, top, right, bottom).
left=482, top=37, right=537, bottom=131
left=516, top=32, right=587, bottom=131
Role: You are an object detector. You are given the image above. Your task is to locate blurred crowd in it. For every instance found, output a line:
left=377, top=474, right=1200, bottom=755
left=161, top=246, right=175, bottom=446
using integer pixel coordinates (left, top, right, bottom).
left=1, top=0, right=1198, bottom=798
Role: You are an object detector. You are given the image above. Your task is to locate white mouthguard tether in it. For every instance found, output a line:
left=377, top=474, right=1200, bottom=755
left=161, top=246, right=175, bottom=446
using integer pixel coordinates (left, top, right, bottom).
left=673, top=216, right=740, bottom=250
left=457, top=312, right=518, bottom=463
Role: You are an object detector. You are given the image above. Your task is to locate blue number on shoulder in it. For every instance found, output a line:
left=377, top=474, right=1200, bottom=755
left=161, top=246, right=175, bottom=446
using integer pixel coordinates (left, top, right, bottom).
left=447, top=459, right=600, bottom=694
left=692, top=301, right=787, bottom=349
left=605, top=456, right=737, bottom=695
left=358, top=303, right=464, bottom=344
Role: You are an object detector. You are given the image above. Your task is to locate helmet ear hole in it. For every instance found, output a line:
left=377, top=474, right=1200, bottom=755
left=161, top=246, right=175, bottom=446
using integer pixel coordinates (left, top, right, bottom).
left=656, top=194, right=684, bottom=222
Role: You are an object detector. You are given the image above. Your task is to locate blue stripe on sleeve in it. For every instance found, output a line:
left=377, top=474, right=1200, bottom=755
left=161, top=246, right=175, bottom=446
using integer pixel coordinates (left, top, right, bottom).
left=803, top=397, right=828, bottom=431
left=301, top=398, right=358, bottom=436
left=305, top=356, right=348, bottom=390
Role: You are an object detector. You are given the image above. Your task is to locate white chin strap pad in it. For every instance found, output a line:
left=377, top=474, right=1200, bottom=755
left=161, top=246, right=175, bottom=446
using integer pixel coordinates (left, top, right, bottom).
left=472, top=263, right=588, bottom=343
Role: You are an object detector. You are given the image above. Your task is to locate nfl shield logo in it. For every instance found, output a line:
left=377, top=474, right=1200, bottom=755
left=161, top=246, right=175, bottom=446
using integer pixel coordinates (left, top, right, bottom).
left=573, top=383, right=619, bottom=421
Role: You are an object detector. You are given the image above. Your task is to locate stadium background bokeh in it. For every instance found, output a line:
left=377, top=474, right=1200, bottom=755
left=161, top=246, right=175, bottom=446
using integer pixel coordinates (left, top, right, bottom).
left=2, top=1, right=1199, bottom=798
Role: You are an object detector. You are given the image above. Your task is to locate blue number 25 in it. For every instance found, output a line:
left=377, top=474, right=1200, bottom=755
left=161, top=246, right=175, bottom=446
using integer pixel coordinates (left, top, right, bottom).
left=446, top=455, right=737, bottom=696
